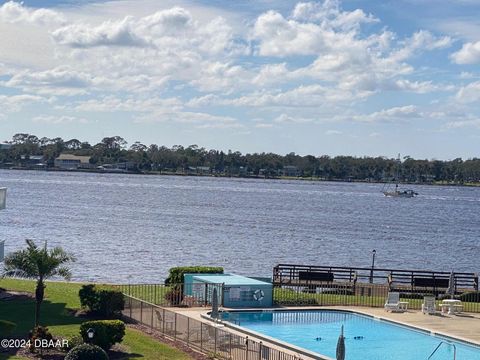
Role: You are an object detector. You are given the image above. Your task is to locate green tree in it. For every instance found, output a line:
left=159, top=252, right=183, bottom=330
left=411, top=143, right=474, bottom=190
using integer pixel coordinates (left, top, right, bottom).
left=3, top=239, right=75, bottom=327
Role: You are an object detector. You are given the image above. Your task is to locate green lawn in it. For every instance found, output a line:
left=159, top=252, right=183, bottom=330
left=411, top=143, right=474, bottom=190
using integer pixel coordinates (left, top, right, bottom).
left=0, top=278, right=193, bottom=360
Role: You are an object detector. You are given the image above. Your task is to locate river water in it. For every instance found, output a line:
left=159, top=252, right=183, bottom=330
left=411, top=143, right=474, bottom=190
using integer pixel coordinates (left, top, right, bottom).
left=0, top=170, right=478, bottom=283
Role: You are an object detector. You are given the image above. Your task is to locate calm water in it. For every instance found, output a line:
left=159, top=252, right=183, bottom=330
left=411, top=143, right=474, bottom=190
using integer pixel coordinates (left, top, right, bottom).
left=0, top=170, right=479, bottom=283
left=220, top=310, right=480, bottom=360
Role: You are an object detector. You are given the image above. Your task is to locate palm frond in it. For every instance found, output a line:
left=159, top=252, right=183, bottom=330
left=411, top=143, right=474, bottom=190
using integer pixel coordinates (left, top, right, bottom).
left=3, top=239, right=75, bottom=281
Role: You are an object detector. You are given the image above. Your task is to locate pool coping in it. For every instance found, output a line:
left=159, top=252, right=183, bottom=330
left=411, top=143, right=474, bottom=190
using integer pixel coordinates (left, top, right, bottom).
left=201, top=307, right=480, bottom=359
left=201, top=312, right=332, bottom=360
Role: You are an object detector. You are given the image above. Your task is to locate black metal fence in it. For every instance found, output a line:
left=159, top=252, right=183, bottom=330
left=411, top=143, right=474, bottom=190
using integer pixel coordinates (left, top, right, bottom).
left=273, top=282, right=480, bottom=313
left=123, top=295, right=319, bottom=360
left=117, top=283, right=224, bottom=307
left=118, top=280, right=480, bottom=313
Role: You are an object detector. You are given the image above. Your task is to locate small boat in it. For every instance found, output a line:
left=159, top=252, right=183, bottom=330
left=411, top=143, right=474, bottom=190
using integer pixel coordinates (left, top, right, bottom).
left=383, top=184, right=418, bottom=198
left=382, top=155, right=418, bottom=198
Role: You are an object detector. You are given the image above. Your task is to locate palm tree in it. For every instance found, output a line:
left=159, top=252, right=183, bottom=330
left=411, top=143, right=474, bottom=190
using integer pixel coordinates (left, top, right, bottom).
left=3, top=239, right=75, bottom=326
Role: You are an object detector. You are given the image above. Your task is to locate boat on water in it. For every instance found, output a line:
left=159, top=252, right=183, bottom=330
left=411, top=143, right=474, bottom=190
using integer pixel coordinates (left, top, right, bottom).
left=383, top=184, right=418, bottom=198
left=382, top=154, right=418, bottom=198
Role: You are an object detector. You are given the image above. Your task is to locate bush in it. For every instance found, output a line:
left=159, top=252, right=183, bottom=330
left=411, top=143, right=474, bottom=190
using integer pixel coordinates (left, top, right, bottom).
left=459, top=291, right=480, bottom=303
left=0, top=320, right=16, bottom=336
left=97, top=290, right=125, bottom=317
left=65, top=344, right=108, bottom=360
left=164, top=266, right=223, bottom=285
left=28, top=326, right=53, bottom=353
left=398, top=293, right=425, bottom=300
left=79, top=284, right=98, bottom=310
left=79, top=285, right=124, bottom=317
left=63, top=335, right=84, bottom=353
left=80, top=320, right=125, bottom=350
left=164, top=286, right=183, bottom=305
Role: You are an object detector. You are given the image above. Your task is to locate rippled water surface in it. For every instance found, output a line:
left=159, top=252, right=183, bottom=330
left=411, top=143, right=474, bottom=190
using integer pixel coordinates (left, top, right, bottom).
left=0, top=170, right=479, bottom=283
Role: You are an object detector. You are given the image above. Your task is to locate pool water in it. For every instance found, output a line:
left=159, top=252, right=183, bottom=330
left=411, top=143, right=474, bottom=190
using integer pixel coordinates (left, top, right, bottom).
left=220, top=310, right=480, bottom=360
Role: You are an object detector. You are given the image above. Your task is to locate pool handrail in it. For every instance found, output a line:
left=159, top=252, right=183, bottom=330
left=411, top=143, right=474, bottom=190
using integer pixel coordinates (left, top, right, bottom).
left=427, top=341, right=456, bottom=360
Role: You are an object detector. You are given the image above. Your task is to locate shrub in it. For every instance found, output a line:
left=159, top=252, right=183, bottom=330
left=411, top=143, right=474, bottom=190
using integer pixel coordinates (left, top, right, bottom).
left=80, top=320, right=125, bottom=350
left=79, top=284, right=98, bottom=310
left=0, top=320, right=16, bottom=336
left=79, top=285, right=124, bottom=317
left=65, top=344, right=108, bottom=360
left=459, top=291, right=480, bottom=303
left=164, top=286, right=183, bottom=305
left=28, top=326, right=53, bottom=353
left=398, top=293, right=424, bottom=300
left=164, top=266, right=223, bottom=285
left=97, top=290, right=125, bottom=317
left=63, top=335, right=84, bottom=353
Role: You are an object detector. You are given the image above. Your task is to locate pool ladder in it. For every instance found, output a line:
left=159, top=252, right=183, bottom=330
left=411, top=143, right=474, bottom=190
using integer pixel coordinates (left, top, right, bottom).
left=427, top=341, right=456, bottom=360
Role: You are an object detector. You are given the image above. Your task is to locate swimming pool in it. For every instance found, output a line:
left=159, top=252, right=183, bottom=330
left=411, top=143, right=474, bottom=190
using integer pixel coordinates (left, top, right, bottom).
left=220, top=310, right=480, bottom=360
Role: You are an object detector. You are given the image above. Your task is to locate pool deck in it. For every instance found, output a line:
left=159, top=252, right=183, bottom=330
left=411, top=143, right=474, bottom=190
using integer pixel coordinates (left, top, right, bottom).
left=172, top=306, right=480, bottom=358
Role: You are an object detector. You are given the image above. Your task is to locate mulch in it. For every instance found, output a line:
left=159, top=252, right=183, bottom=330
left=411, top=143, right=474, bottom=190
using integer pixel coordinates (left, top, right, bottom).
left=0, top=289, right=35, bottom=301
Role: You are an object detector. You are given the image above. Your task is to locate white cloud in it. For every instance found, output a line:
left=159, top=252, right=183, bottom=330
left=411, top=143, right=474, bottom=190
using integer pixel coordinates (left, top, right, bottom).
left=391, top=30, right=452, bottom=62
left=292, top=1, right=378, bottom=30
left=451, top=41, right=480, bottom=64
left=445, top=119, right=480, bottom=129
left=252, top=6, right=374, bottom=58
left=353, top=105, right=421, bottom=123
left=5, top=67, right=94, bottom=95
left=134, top=110, right=241, bottom=129
left=455, top=81, right=480, bottom=103
left=0, top=94, right=46, bottom=112
left=254, top=123, right=274, bottom=128
left=185, top=94, right=220, bottom=108
left=32, top=115, right=89, bottom=124
left=273, top=113, right=314, bottom=124
left=459, top=71, right=474, bottom=79
left=52, top=17, right=149, bottom=48
left=0, top=1, right=64, bottom=26
left=325, top=129, right=342, bottom=135
left=74, top=96, right=182, bottom=112
left=393, top=79, right=454, bottom=93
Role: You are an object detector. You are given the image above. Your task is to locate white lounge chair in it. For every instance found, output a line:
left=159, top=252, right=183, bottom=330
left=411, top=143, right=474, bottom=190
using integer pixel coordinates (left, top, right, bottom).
left=421, top=296, right=436, bottom=315
left=384, top=292, right=405, bottom=312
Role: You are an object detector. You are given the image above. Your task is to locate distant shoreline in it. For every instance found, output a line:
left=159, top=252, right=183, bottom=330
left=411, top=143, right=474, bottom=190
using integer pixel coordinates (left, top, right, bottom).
left=1, top=167, right=479, bottom=187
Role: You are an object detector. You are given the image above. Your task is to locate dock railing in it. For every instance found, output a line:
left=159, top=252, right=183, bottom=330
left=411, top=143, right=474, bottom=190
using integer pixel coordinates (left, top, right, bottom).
left=122, top=294, right=317, bottom=360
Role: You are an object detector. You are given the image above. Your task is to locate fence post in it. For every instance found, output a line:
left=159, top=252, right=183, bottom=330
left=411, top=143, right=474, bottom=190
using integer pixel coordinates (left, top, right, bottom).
left=258, top=341, right=262, bottom=360
left=214, top=326, right=217, bottom=355
left=174, top=313, right=177, bottom=340
left=129, top=297, right=132, bottom=319
left=187, top=317, right=190, bottom=345
left=205, top=283, right=208, bottom=306
left=150, top=304, right=153, bottom=331
left=200, top=323, right=203, bottom=350
left=140, top=301, right=143, bottom=324
left=246, top=336, right=249, bottom=360
left=162, top=308, right=166, bottom=334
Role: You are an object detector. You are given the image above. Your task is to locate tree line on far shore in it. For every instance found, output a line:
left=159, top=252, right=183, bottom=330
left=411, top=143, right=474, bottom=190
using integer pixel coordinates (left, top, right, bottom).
left=1, top=133, right=480, bottom=183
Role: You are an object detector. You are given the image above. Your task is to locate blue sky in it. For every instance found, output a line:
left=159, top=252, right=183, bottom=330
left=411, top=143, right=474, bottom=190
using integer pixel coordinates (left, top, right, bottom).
left=0, top=0, right=479, bottom=159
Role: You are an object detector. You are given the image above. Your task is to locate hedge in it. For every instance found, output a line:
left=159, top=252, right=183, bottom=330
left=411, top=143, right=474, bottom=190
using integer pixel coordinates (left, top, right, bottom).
left=164, top=266, right=224, bottom=285
left=79, top=320, right=125, bottom=350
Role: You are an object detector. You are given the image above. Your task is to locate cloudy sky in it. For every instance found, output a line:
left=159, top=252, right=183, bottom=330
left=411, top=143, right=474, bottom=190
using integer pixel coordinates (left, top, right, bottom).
left=0, top=0, right=479, bottom=159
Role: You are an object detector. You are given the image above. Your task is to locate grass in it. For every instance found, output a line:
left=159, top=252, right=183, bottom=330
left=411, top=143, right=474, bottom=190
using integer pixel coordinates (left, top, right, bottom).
left=0, top=278, right=194, bottom=360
